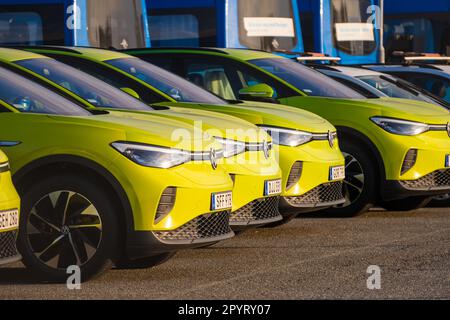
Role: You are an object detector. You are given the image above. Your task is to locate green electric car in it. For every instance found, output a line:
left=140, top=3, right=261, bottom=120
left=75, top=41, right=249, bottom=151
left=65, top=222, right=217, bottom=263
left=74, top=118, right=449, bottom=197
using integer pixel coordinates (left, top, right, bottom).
left=17, top=46, right=347, bottom=221
left=0, top=150, right=21, bottom=267
left=127, top=48, right=450, bottom=215
left=0, top=48, right=284, bottom=232
left=0, top=63, right=241, bottom=281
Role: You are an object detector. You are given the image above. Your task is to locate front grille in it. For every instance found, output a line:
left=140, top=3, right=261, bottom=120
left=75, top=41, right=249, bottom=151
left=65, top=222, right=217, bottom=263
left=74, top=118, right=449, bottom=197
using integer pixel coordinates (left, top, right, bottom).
left=153, top=210, right=232, bottom=242
left=400, top=169, right=450, bottom=190
left=284, top=182, right=344, bottom=207
left=0, top=230, right=19, bottom=260
left=230, top=196, right=281, bottom=225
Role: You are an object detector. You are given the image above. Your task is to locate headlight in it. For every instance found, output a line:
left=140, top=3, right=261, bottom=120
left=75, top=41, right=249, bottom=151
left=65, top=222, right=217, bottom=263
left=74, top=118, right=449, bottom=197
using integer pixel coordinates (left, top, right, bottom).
left=371, top=117, right=429, bottom=136
left=260, top=126, right=313, bottom=147
left=215, top=137, right=246, bottom=158
left=111, top=142, right=191, bottom=168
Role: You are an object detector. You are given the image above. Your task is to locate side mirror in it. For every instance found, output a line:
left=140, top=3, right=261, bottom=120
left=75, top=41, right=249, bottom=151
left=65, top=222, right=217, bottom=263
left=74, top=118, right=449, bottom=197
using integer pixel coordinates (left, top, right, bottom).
left=121, top=87, right=140, bottom=99
left=238, top=84, right=278, bottom=103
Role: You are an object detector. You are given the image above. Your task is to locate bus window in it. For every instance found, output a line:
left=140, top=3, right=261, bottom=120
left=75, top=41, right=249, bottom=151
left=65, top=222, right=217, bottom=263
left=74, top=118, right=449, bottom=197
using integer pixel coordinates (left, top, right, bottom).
left=332, top=0, right=377, bottom=56
left=384, top=18, right=435, bottom=55
left=149, top=7, right=217, bottom=47
left=86, top=0, right=147, bottom=49
left=0, top=5, right=64, bottom=45
left=0, top=12, right=42, bottom=45
left=238, top=0, right=297, bottom=51
left=150, top=14, right=199, bottom=47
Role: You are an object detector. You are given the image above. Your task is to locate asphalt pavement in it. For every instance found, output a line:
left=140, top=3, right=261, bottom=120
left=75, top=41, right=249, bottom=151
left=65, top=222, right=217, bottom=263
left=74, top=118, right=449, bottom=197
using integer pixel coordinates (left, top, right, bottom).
left=0, top=207, right=449, bottom=300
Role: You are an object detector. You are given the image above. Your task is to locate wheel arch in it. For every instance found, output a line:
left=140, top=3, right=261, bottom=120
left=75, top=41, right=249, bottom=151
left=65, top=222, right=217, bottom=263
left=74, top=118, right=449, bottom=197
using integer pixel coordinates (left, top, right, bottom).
left=13, top=154, right=134, bottom=253
left=336, top=126, right=386, bottom=184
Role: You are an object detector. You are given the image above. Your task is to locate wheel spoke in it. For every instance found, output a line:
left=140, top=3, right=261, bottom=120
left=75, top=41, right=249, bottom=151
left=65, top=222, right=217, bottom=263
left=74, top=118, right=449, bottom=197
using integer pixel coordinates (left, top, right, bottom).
left=27, top=190, right=103, bottom=270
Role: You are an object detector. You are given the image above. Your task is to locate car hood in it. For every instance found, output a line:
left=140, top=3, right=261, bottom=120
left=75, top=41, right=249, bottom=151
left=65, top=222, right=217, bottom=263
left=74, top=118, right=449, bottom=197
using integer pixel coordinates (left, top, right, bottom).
left=292, top=96, right=450, bottom=124
left=48, top=111, right=221, bottom=152
left=102, top=103, right=271, bottom=144
left=153, top=101, right=335, bottom=134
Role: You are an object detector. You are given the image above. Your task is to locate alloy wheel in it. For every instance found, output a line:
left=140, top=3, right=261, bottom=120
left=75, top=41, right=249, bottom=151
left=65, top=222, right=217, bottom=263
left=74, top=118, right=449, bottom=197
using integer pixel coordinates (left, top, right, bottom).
left=341, top=152, right=365, bottom=207
left=26, top=190, right=102, bottom=270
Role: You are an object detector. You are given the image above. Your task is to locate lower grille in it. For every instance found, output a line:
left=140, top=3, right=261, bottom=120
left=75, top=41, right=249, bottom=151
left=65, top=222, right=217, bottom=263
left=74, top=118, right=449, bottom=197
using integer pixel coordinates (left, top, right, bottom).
left=0, top=230, right=19, bottom=260
left=284, top=182, right=344, bottom=207
left=400, top=169, right=450, bottom=190
left=153, top=210, right=232, bottom=243
left=230, top=196, right=282, bottom=225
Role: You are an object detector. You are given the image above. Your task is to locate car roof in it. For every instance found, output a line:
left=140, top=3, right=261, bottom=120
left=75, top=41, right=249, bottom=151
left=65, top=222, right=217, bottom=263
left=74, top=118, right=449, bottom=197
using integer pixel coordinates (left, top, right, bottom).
left=0, top=47, right=51, bottom=62
left=9, top=46, right=134, bottom=61
left=365, top=64, right=450, bottom=77
left=323, top=65, right=385, bottom=77
left=127, top=47, right=283, bottom=61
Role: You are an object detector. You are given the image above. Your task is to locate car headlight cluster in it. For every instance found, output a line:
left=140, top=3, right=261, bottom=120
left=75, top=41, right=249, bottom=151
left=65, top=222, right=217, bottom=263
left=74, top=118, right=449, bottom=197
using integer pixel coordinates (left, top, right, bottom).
left=259, top=126, right=313, bottom=147
left=112, top=142, right=192, bottom=168
left=371, top=117, right=429, bottom=136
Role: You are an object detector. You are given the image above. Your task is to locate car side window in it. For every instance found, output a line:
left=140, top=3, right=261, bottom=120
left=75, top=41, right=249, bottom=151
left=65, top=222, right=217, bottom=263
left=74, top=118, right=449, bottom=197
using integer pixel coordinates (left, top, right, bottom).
left=179, top=56, right=298, bottom=100
left=393, top=72, right=450, bottom=103
left=45, top=54, right=168, bottom=104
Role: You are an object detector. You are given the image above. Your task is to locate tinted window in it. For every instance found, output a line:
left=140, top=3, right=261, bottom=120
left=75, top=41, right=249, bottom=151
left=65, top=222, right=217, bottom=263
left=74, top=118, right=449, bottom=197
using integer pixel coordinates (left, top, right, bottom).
left=106, top=57, right=226, bottom=104
left=0, top=66, right=90, bottom=116
left=45, top=54, right=167, bottom=105
left=238, top=0, right=297, bottom=51
left=16, top=58, right=153, bottom=111
left=86, top=0, right=147, bottom=49
left=393, top=72, right=450, bottom=103
left=332, top=0, right=377, bottom=55
left=149, top=7, right=217, bottom=47
left=250, top=58, right=365, bottom=99
left=0, top=4, right=64, bottom=45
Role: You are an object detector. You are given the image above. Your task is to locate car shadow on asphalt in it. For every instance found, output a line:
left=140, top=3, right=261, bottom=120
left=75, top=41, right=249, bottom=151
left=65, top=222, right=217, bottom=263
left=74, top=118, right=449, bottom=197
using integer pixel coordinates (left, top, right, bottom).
left=0, top=267, right=52, bottom=285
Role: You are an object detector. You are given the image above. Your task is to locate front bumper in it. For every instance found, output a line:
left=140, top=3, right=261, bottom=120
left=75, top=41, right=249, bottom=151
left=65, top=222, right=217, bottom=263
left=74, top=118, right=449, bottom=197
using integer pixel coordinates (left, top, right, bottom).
left=230, top=196, right=282, bottom=230
left=281, top=181, right=345, bottom=213
left=382, top=169, right=450, bottom=201
left=0, top=230, right=21, bottom=266
left=278, top=143, right=345, bottom=215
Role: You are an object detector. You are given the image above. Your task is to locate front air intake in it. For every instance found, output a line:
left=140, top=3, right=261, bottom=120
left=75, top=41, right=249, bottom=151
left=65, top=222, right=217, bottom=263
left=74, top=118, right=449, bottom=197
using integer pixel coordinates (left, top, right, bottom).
left=155, top=187, right=176, bottom=223
left=401, top=149, right=418, bottom=175
left=286, top=161, right=303, bottom=190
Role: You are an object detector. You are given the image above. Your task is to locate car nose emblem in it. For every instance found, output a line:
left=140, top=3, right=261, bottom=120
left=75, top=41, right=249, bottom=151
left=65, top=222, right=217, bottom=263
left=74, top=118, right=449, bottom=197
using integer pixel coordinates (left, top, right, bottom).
left=447, top=122, right=450, bottom=138
left=263, top=140, right=270, bottom=159
left=210, top=148, right=217, bottom=170
left=328, top=131, right=335, bottom=148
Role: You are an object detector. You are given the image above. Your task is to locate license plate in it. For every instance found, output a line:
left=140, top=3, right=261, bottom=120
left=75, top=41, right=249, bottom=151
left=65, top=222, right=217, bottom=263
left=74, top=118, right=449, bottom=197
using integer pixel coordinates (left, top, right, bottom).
left=264, top=179, right=282, bottom=196
left=0, top=209, right=19, bottom=231
left=329, top=165, right=346, bottom=181
left=211, top=191, right=232, bottom=210
left=446, top=155, right=450, bottom=167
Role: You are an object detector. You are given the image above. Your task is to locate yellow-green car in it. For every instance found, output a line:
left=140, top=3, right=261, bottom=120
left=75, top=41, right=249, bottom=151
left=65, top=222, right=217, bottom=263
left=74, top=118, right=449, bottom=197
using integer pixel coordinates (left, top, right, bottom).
left=0, top=64, right=239, bottom=281
left=19, top=47, right=346, bottom=220
left=0, top=48, right=283, bottom=233
left=0, top=150, right=20, bottom=266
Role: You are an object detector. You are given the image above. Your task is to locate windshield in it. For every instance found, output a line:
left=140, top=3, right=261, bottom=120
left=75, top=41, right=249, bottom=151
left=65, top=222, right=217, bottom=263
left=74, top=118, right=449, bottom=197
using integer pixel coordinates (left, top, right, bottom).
left=0, top=66, right=90, bottom=116
left=106, top=58, right=227, bottom=104
left=250, top=58, right=365, bottom=99
left=238, top=0, right=297, bottom=51
left=332, top=0, right=377, bottom=56
left=85, top=0, right=147, bottom=49
left=357, top=75, right=439, bottom=104
left=15, top=58, right=151, bottom=111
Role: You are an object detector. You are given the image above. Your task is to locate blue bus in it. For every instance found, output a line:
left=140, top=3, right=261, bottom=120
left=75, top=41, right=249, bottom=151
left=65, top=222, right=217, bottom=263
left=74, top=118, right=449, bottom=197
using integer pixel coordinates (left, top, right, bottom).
left=0, top=0, right=150, bottom=48
left=147, top=0, right=304, bottom=53
left=384, top=0, right=450, bottom=58
left=297, top=0, right=383, bottom=64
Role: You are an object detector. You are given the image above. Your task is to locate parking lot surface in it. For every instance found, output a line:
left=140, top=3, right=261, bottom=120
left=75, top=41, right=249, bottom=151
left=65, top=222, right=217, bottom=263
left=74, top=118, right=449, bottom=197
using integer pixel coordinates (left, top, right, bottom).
left=1, top=208, right=449, bottom=300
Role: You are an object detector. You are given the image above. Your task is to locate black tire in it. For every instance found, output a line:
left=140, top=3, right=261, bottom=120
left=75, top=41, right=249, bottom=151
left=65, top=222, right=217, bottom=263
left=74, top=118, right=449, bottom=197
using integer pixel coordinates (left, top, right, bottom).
left=380, top=196, right=432, bottom=212
left=323, top=140, right=378, bottom=217
left=17, top=173, right=121, bottom=283
left=115, top=252, right=176, bottom=270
